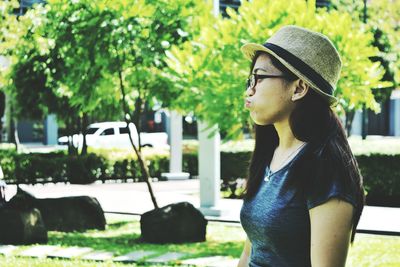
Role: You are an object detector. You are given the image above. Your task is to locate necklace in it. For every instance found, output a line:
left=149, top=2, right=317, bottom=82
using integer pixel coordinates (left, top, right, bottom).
left=264, top=142, right=306, bottom=182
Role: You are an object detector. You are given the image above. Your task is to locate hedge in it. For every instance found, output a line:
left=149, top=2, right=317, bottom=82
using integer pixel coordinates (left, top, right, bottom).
left=356, top=154, right=400, bottom=207
left=0, top=148, right=398, bottom=207
left=0, top=150, right=171, bottom=185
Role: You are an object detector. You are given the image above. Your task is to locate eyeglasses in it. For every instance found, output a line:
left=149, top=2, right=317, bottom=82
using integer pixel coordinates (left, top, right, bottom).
left=246, top=73, right=287, bottom=90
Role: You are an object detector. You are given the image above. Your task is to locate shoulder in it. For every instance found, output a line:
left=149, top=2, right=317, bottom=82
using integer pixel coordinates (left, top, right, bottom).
left=309, top=198, right=354, bottom=228
left=289, top=144, right=358, bottom=209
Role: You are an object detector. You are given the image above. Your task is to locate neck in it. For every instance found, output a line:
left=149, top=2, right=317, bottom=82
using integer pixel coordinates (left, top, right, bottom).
left=273, top=120, right=304, bottom=150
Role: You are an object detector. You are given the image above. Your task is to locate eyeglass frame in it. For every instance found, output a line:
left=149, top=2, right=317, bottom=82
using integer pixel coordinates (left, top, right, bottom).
left=246, top=73, right=287, bottom=91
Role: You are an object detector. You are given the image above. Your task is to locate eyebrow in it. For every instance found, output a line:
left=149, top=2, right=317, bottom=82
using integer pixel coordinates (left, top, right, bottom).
left=253, top=67, right=270, bottom=73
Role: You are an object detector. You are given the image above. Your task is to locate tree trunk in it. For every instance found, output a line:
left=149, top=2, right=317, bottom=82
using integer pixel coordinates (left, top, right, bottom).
left=7, top=105, right=19, bottom=149
left=345, top=109, right=355, bottom=137
left=5, top=98, right=15, bottom=146
left=133, top=97, right=143, bottom=153
left=126, top=123, right=159, bottom=209
left=81, top=113, right=89, bottom=156
left=13, top=118, right=21, bottom=153
left=0, top=92, right=5, bottom=142
left=118, top=68, right=158, bottom=209
left=67, top=118, right=78, bottom=156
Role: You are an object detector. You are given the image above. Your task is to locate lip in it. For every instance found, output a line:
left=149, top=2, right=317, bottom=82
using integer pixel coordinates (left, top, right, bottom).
left=245, top=99, right=252, bottom=108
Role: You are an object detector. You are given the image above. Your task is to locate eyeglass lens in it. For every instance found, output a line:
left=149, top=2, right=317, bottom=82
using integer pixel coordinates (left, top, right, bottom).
left=246, top=74, right=255, bottom=90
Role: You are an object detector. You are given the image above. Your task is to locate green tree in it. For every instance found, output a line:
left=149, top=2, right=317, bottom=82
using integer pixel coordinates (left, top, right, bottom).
left=332, top=0, right=399, bottom=89
left=1, top=0, right=37, bottom=148
left=3, top=3, right=70, bottom=123
left=3, top=1, right=122, bottom=155
left=6, top=0, right=212, bottom=209
left=0, top=0, right=22, bottom=59
left=331, top=0, right=399, bottom=134
left=164, top=0, right=390, bottom=139
left=43, top=0, right=123, bottom=155
left=96, top=0, right=213, bottom=209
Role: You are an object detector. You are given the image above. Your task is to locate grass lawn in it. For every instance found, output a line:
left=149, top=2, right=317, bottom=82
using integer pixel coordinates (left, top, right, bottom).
left=347, top=234, right=400, bottom=267
left=1, top=214, right=399, bottom=266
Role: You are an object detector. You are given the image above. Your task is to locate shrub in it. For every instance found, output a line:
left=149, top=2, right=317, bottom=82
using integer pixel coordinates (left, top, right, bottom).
left=0, top=149, right=18, bottom=183
left=148, top=155, right=169, bottom=181
left=182, top=152, right=197, bottom=177
left=181, top=139, right=400, bottom=206
left=113, top=159, right=129, bottom=181
left=356, top=154, right=400, bottom=207
left=66, top=154, right=105, bottom=184
left=0, top=141, right=398, bottom=207
left=0, top=148, right=172, bottom=185
left=217, top=152, right=400, bottom=207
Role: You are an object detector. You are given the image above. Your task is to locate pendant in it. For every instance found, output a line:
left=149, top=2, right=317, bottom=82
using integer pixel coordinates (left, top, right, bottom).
left=264, top=168, right=272, bottom=182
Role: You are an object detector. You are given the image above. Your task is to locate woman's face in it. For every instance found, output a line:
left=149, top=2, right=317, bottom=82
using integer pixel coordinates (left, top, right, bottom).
left=245, top=53, right=295, bottom=125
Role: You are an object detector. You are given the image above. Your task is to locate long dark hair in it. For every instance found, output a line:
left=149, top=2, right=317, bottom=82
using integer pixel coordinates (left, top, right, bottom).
left=244, top=52, right=365, bottom=242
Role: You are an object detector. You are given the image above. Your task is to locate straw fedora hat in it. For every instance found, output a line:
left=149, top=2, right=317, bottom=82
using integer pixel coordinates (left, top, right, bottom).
left=241, top=25, right=341, bottom=106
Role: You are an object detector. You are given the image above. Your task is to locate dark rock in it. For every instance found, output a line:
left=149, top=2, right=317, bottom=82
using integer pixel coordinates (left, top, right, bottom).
left=0, top=207, right=48, bottom=245
left=140, top=202, right=207, bottom=243
left=6, top=187, right=36, bottom=211
left=8, top=187, right=106, bottom=232
left=36, top=196, right=106, bottom=232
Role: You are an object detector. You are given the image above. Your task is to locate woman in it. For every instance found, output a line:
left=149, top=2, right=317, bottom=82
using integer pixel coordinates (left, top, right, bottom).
left=238, top=25, right=365, bottom=267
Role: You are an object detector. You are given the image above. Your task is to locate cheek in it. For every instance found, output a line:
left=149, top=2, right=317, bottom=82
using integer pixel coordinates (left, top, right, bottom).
left=253, top=89, right=281, bottom=109
left=249, top=90, right=290, bottom=124
left=249, top=98, right=275, bottom=124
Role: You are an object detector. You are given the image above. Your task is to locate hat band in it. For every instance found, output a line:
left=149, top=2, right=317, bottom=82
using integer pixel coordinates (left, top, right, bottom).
left=263, top=43, right=333, bottom=95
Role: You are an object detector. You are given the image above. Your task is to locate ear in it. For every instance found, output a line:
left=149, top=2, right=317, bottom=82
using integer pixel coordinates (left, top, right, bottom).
left=291, top=79, right=309, bottom=102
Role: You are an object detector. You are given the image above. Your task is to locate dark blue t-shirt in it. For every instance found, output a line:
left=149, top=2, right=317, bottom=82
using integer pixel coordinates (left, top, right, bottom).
left=240, top=144, right=356, bottom=267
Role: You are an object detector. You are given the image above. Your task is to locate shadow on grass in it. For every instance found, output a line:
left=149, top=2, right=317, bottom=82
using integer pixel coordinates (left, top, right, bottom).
left=47, top=228, right=243, bottom=258
left=106, top=221, right=133, bottom=229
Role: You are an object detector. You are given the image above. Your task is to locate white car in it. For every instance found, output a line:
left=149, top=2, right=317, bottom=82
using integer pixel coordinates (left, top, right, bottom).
left=58, top=121, right=168, bottom=149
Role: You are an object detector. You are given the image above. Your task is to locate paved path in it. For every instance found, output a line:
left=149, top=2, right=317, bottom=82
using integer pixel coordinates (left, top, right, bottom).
left=0, top=244, right=239, bottom=266
left=4, top=179, right=400, bottom=234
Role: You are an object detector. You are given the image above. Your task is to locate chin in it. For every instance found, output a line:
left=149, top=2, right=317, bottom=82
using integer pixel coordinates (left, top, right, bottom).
left=250, top=114, right=270, bottom=126
left=254, top=121, right=270, bottom=126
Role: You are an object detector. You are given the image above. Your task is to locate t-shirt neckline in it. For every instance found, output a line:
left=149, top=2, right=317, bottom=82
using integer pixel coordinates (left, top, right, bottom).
left=265, top=143, right=308, bottom=179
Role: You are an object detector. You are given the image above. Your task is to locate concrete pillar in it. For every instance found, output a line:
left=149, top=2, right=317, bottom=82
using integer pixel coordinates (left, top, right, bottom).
left=351, top=110, right=363, bottom=136
left=213, top=0, right=220, bottom=16
left=197, top=0, right=225, bottom=217
left=44, top=114, right=58, bottom=145
left=164, top=111, right=171, bottom=144
left=161, top=111, right=189, bottom=180
left=198, top=121, right=225, bottom=216
left=170, top=111, right=183, bottom=173
left=389, top=90, right=400, bottom=136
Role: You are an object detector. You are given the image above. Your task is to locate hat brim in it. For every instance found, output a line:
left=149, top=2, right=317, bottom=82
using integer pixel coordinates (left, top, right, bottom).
left=241, top=43, right=338, bottom=107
